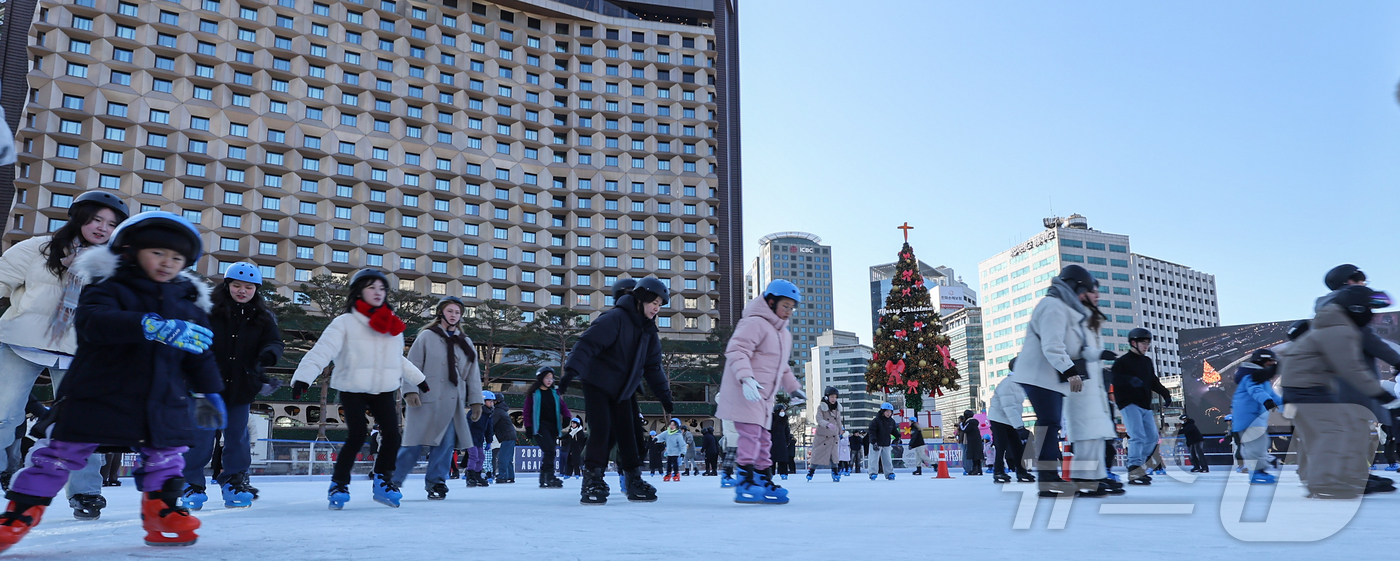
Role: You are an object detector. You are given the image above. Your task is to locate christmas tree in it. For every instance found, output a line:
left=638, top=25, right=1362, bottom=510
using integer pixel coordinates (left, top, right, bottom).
left=865, top=225, right=960, bottom=412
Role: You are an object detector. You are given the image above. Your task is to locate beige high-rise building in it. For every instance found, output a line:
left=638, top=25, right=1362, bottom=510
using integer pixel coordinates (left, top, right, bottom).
left=4, top=0, right=745, bottom=332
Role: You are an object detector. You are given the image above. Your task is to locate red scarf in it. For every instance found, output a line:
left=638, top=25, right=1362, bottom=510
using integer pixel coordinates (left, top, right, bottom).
left=355, top=300, right=406, bottom=336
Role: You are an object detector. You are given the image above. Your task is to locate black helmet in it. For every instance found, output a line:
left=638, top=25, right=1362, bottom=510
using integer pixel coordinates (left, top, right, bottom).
left=823, top=386, right=839, bottom=397
left=1331, top=285, right=1392, bottom=327
left=1059, top=265, right=1096, bottom=295
left=435, top=296, right=465, bottom=316
left=1286, top=319, right=1311, bottom=341
left=773, top=403, right=787, bottom=413
left=1324, top=264, right=1366, bottom=291
left=536, top=366, right=556, bottom=377
left=1127, top=328, right=1152, bottom=342
left=349, top=268, right=390, bottom=290
left=612, top=278, right=638, bottom=299
left=70, top=190, right=130, bottom=221
left=632, top=277, right=669, bottom=304
left=1249, top=348, right=1277, bottom=365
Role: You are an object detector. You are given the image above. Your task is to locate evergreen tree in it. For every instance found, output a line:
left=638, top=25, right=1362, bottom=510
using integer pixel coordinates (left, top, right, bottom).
left=865, top=239, right=961, bottom=412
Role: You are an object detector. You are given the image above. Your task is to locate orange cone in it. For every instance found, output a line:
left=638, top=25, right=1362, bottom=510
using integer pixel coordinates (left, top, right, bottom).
left=1061, top=442, right=1073, bottom=480
left=934, top=448, right=954, bottom=479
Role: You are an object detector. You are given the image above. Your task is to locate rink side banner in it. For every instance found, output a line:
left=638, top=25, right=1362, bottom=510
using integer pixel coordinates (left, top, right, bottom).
left=1178, top=312, right=1400, bottom=435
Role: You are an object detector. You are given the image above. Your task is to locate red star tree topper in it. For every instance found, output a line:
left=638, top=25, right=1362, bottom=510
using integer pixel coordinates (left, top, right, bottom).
left=865, top=239, right=961, bottom=412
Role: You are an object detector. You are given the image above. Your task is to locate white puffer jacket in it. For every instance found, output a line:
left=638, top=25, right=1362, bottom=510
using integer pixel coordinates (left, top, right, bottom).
left=292, top=311, right=426, bottom=394
left=0, top=236, right=95, bottom=354
left=986, top=376, right=1028, bottom=428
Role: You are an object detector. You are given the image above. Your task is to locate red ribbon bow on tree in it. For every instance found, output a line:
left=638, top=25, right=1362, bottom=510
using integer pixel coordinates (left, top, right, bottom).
left=901, top=288, right=911, bottom=296
left=937, top=345, right=952, bottom=369
left=913, top=321, right=924, bottom=331
left=894, top=330, right=907, bottom=339
left=901, top=270, right=913, bottom=281
left=886, top=359, right=906, bottom=385
left=915, top=279, right=925, bottom=288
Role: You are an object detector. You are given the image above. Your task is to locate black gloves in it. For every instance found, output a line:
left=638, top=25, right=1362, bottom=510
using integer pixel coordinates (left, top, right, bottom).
left=258, top=348, right=279, bottom=367
left=659, top=396, right=674, bottom=416
left=1263, top=399, right=1277, bottom=411
left=291, top=381, right=310, bottom=400
left=417, top=381, right=431, bottom=394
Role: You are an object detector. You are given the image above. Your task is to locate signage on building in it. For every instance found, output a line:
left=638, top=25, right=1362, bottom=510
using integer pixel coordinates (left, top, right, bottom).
left=938, top=287, right=966, bottom=311
left=1010, top=229, right=1058, bottom=258
left=799, top=247, right=815, bottom=253
left=877, top=305, right=938, bottom=316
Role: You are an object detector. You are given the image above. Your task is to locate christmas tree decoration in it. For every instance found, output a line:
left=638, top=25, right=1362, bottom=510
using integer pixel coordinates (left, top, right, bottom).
left=866, top=228, right=961, bottom=412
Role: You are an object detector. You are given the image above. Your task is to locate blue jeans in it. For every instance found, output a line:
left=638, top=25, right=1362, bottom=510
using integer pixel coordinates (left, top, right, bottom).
left=181, top=402, right=251, bottom=487
left=495, top=440, right=516, bottom=480
left=1120, top=404, right=1157, bottom=468
left=391, top=428, right=456, bottom=489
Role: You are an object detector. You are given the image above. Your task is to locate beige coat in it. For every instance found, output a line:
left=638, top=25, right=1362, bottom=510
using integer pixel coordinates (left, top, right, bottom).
left=401, top=329, right=484, bottom=448
left=0, top=236, right=92, bottom=354
left=809, top=401, right=842, bottom=466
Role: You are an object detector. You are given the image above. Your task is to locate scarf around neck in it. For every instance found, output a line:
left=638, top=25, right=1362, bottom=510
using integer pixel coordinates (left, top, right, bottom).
left=47, top=241, right=91, bottom=347
left=355, top=300, right=405, bottom=336
left=427, top=324, right=475, bottom=386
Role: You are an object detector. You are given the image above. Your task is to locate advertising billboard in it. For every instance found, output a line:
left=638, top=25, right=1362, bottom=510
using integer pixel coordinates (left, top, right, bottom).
left=1178, top=312, right=1400, bottom=436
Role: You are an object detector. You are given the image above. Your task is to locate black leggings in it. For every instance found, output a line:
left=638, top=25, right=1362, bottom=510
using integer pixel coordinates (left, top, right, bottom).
left=666, top=456, right=680, bottom=475
left=534, top=432, right=558, bottom=476
left=334, top=391, right=400, bottom=484
left=582, top=384, right=642, bottom=472
left=705, top=454, right=718, bottom=474
left=991, top=421, right=1026, bottom=474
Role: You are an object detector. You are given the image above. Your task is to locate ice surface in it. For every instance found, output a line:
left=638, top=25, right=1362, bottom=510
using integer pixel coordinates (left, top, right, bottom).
left=8, top=467, right=1400, bottom=560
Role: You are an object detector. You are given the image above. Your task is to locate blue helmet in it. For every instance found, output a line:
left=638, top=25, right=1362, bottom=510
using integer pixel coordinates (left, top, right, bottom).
left=649, top=430, right=657, bottom=436
left=880, top=402, right=895, bottom=411
left=763, top=279, right=802, bottom=304
left=110, top=211, right=203, bottom=263
left=225, top=262, right=263, bottom=285
left=481, top=391, right=496, bottom=401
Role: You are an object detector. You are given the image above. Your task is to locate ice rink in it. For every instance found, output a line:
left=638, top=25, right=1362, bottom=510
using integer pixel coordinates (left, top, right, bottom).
left=6, top=467, right=1399, bottom=559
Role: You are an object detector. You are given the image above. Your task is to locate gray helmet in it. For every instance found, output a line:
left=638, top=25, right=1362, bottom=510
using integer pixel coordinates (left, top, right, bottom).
left=435, top=296, right=466, bottom=317
left=1127, top=328, right=1151, bottom=342
left=612, top=278, right=638, bottom=300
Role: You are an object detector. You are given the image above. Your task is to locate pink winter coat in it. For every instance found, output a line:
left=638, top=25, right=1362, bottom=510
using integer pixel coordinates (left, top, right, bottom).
left=715, top=297, right=802, bottom=429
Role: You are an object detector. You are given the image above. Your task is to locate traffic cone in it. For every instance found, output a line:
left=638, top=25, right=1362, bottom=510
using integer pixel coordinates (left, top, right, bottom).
left=1061, top=442, right=1073, bottom=480
left=934, top=448, right=954, bottom=479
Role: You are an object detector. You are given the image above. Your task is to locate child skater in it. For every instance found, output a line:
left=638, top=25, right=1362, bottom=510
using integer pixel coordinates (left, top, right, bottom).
left=715, top=280, right=807, bottom=504
left=0, top=211, right=225, bottom=549
left=291, top=269, right=427, bottom=509
left=656, top=419, right=687, bottom=481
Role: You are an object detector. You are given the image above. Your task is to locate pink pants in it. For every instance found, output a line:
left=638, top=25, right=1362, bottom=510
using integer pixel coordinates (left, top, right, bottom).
left=735, top=422, right=773, bottom=469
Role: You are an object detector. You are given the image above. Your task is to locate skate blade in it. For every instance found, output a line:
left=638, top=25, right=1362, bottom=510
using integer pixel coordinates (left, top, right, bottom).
left=626, top=496, right=657, bottom=502
left=145, top=532, right=198, bottom=547
left=73, top=513, right=100, bottom=521
left=223, top=503, right=252, bottom=509
left=372, top=499, right=401, bottom=508
left=579, top=499, right=608, bottom=506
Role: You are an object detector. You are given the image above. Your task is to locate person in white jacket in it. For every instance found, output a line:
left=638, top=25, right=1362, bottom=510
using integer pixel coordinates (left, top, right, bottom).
left=987, top=366, right=1032, bottom=483
left=1014, top=265, right=1119, bottom=498
left=0, top=191, right=127, bottom=520
left=290, top=269, right=426, bottom=510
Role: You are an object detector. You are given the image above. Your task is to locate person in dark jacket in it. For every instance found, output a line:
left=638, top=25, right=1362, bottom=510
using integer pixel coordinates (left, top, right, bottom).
left=1114, top=328, right=1173, bottom=484
left=464, top=391, right=495, bottom=487
left=647, top=431, right=665, bottom=475
left=490, top=398, right=516, bottom=484
left=559, top=277, right=673, bottom=505
left=561, top=418, right=587, bottom=479
left=522, top=367, right=572, bottom=489
left=1181, top=416, right=1207, bottom=473
left=701, top=427, right=720, bottom=476
left=180, top=263, right=282, bottom=510
left=2, top=212, right=223, bottom=550
left=848, top=431, right=864, bottom=475
left=769, top=404, right=793, bottom=480
left=867, top=404, right=899, bottom=479
left=907, top=418, right=930, bottom=476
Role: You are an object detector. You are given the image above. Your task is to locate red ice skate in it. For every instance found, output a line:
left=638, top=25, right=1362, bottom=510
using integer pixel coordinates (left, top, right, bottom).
left=142, top=478, right=201, bottom=547
left=0, top=500, right=46, bottom=553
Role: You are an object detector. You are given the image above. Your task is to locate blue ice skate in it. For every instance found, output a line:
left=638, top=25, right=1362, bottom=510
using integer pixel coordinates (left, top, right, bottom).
left=1154, top=468, right=1167, bottom=475
left=779, top=474, right=787, bottom=481
left=721, top=473, right=737, bottom=488
left=1250, top=471, right=1277, bottom=485
left=372, top=474, right=402, bottom=507
left=327, top=482, right=350, bottom=510
left=220, top=481, right=253, bottom=509
left=870, top=473, right=878, bottom=481
left=618, top=473, right=627, bottom=494
left=734, top=466, right=788, bottom=504
left=832, top=471, right=841, bottom=482
left=1106, top=470, right=1121, bottom=483
left=805, top=472, right=813, bottom=481
left=886, top=473, right=896, bottom=481
left=1387, top=464, right=1400, bottom=471
left=180, top=485, right=207, bottom=511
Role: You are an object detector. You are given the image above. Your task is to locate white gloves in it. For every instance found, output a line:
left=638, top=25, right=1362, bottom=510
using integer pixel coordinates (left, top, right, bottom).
left=741, top=377, right=763, bottom=402
left=790, top=389, right=807, bottom=407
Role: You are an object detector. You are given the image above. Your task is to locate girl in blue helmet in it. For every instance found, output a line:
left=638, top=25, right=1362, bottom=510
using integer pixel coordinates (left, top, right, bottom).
left=179, top=263, right=283, bottom=510
left=656, top=419, right=687, bottom=481
left=867, top=403, right=899, bottom=480
left=1, top=211, right=224, bottom=550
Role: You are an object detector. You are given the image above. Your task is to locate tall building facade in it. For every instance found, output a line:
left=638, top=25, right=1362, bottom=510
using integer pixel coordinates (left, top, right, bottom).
left=936, top=306, right=982, bottom=421
left=869, top=261, right=975, bottom=327
left=1131, top=253, right=1219, bottom=402
left=802, top=329, right=876, bottom=433
left=750, top=231, right=833, bottom=377
left=6, top=0, right=743, bottom=333
left=976, top=215, right=1135, bottom=401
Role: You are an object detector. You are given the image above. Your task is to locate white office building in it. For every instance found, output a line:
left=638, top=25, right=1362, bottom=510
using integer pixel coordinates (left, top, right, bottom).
left=803, top=330, right=878, bottom=432
left=1131, top=254, right=1220, bottom=402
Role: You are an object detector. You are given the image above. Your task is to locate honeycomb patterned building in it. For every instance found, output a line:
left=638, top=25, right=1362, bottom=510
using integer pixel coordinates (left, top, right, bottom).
left=3, top=0, right=744, bottom=334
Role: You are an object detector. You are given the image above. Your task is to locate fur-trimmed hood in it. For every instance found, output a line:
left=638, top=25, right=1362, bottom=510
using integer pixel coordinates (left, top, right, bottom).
left=70, top=247, right=213, bottom=313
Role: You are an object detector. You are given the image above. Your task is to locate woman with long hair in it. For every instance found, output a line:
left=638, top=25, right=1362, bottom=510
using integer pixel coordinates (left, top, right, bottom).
left=291, top=269, right=426, bottom=509
left=522, top=366, right=572, bottom=489
left=0, top=191, right=126, bottom=521
left=180, top=263, right=283, bottom=510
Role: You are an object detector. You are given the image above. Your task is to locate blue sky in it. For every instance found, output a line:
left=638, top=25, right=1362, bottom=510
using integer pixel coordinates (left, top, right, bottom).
left=736, top=1, right=1400, bottom=340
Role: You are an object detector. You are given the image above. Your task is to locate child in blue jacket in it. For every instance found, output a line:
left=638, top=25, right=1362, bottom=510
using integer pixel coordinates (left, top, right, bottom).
left=656, top=419, right=688, bottom=481
left=1232, top=349, right=1282, bottom=484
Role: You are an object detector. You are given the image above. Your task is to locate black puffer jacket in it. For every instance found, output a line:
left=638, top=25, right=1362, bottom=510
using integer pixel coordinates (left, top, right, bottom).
left=868, top=414, right=898, bottom=447
left=561, top=294, right=672, bottom=408
left=54, top=254, right=222, bottom=448
left=492, top=402, right=517, bottom=442
left=209, top=301, right=283, bottom=405
left=1182, top=418, right=1203, bottom=446
left=770, top=410, right=791, bottom=460
left=1112, top=351, right=1172, bottom=410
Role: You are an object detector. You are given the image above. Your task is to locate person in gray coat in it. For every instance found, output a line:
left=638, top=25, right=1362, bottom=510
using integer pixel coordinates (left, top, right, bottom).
left=391, top=297, right=484, bottom=500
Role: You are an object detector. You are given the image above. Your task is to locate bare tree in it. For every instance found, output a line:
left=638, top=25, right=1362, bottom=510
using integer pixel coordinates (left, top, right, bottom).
left=521, top=307, right=590, bottom=367
left=460, top=299, right=525, bottom=385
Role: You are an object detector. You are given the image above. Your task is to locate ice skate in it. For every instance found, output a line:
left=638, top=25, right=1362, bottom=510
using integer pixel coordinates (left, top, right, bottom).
left=1037, top=472, right=1076, bottom=498
left=721, top=473, right=737, bottom=488
left=870, top=473, right=878, bottom=481
left=1072, top=479, right=1109, bottom=497
left=180, top=484, right=207, bottom=511
left=625, top=468, right=657, bottom=502
left=885, top=473, right=896, bottom=481
left=1016, top=472, right=1037, bottom=483
left=993, top=472, right=1012, bottom=484
left=580, top=468, right=610, bottom=505
left=663, top=473, right=673, bottom=482
left=142, top=478, right=200, bottom=547
left=1249, top=471, right=1277, bottom=485
left=69, top=493, right=105, bottom=520
left=1386, top=464, right=1399, bottom=472
left=672, top=473, right=681, bottom=482
left=805, top=469, right=814, bottom=481
left=758, top=468, right=790, bottom=504
left=779, top=473, right=787, bottom=480
left=219, top=474, right=254, bottom=509
left=0, top=499, right=46, bottom=553
left=733, top=465, right=771, bottom=504
left=372, top=473, right=402, bottom=507
left=540, top=473, right=564, bottom=489
left=427, top=482, right=449, bottom=500
left=831, top=468, right=841, bottom=483
left=327, top=482, right=350, bottom=510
